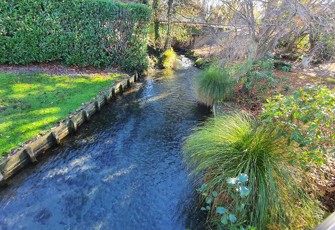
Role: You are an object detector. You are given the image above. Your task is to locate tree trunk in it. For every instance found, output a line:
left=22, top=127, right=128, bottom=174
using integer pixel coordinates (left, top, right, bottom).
left=153, top=0, right=160, bottom=47
left=164, top=0, right=173, bottom=50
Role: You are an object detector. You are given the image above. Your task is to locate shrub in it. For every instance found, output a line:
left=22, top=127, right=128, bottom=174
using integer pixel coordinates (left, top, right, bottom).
left=183, top=114, right=322, bottom=229
left=160, top=48, right=177, bottom=69
left=241, top=58, right=278, bottom=95
left=274, top=60, right=292, bottom=72
left=0, top=0, right=151, bottom=72
left=195, top=65, right=237, bottom=106
left=194, top=58, right=211, bottom=69
left=261, top=86, right=335, bottom=167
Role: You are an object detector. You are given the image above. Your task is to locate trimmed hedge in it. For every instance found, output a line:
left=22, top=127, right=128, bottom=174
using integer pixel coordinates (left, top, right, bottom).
left=0, top=0, right=151, bottom=72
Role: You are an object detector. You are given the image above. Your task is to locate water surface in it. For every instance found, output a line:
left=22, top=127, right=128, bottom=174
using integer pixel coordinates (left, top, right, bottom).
left=0, top=56, right=210, bottom=229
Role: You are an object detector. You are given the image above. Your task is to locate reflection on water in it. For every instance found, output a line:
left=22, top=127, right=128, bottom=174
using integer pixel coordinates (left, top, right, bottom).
left=0, top=56, right=210, bottom=230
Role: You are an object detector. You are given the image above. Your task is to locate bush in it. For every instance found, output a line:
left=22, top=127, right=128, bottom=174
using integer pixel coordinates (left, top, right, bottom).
left=274, top=60, right=292, bottom=72
left=195, top=65, right=237, bottom=106
left=242, top=58, right=278, bottom=95
left=160, top=48, right=177, bottom=69
left=261, top=86, right=335, bottom=167
left=0, top=0, right=151, bottom=72
left=183, top=114, right=322, bottom=229
left=194, top=58, right=211, bottom=69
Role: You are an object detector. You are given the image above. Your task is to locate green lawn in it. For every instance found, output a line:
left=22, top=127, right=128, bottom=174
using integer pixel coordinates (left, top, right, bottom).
left=0, top=72, right=121, bottom=157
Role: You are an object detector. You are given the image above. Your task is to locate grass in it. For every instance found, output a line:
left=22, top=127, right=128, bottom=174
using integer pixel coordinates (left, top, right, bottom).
left=183, top=114, right=323, bottom=229
left=0, top=72, right=121, bottom=158
left=195, top=65, right=237, bottom=106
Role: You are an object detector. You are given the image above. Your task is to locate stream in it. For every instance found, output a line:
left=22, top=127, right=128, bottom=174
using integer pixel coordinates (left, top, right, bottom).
left=0, top=56, right=210, bottom=230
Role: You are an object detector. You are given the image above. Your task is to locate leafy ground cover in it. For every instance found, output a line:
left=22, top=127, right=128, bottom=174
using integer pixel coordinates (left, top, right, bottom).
left=0, top=72, right=122, bottom=158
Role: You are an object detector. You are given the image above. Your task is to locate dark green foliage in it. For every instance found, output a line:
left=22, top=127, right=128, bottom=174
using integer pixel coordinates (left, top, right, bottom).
left=243, top=58, right=278, bottom=94
left=274, top=60, right=292, bottom=72
left=0, top=0, right=151, bottom=72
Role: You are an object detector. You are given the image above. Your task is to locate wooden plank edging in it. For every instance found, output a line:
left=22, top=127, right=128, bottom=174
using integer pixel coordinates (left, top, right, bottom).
left=314, top=212, right=335, bottom=230
left=0, top=73, right=139, bottom=186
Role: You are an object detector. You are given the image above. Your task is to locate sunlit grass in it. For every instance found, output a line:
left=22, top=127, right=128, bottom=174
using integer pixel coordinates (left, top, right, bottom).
left=0, top=73, right=121, bottom=157
left=183, top=114, right=323, bottom=229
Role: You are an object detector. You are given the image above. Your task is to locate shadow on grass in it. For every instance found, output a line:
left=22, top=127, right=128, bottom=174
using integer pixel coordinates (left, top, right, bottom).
left=0, top=73, right=120, bottom=156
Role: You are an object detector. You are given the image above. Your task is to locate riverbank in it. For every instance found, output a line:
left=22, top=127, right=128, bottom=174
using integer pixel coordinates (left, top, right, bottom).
left=0, top=71, right=124, bottom=157
left=0, top=66, right=138, bottom=185
left=213, top=64, right=335, bottom=214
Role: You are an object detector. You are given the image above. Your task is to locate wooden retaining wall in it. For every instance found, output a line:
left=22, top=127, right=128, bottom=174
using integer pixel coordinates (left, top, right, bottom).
left=0, top=74, right=139, bottom=187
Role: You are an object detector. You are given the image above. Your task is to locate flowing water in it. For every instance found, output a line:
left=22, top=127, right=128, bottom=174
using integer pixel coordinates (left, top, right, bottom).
left=0, top=56, right=210, bottom=230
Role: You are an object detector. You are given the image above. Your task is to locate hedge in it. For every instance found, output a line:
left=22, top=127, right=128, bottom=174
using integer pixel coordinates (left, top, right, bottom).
left=0, top=0, right=151, bottom=72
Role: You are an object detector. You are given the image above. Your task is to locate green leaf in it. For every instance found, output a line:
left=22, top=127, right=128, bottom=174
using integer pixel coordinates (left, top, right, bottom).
left=199, top=183, right=208, bottom=192
left=221, top=215, right=228, bottom=225
left=212, top=191, right=218, bottom=197
left=229, top=214, right=237, bottom=223
left=227, top=177, right=238, bottom=185
left=238, top=173, right=248, bottom=183
left=240, top=186, right=250, bottom=198
left=216, top=207, right=226, bottom=214
left=206, top=197, right=212, bottom=204
left=238, top=203, right=245, bottom=212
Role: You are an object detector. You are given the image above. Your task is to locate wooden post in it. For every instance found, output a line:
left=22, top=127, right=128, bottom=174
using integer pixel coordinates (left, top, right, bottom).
left=95, top=100, right=101, bottom=112
left=0, top=172, right=7, bottom=187
left=83, top=110, right=90, bottom=121
left=25, top=146, right=37, bottom=163
left=68, top=119, right=77, bottom=133
left=51, top=131, right=61, bottom=145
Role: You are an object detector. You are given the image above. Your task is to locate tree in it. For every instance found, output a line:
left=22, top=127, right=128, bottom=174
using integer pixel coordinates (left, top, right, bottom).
left=211, top=0, right=335, bottom=63
left=152, top=0, right=161, bottom=47
left=164, top=0, right=174, bottom=49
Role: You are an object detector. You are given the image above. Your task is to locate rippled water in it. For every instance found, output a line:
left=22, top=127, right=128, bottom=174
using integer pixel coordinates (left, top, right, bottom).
left=0, top=56, right=210, bottom=230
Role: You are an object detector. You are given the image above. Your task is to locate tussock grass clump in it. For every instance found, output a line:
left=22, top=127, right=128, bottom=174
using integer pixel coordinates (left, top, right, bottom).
left=183, top=114, right=322, bottom=229
left=195, top=65, right=236, bottom=106
left=161, top=48, right=177, bottom=69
